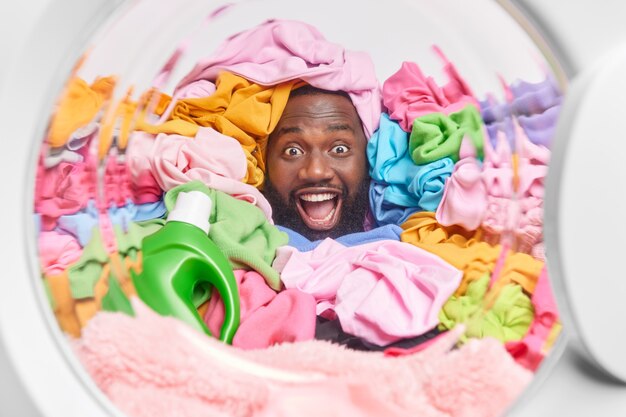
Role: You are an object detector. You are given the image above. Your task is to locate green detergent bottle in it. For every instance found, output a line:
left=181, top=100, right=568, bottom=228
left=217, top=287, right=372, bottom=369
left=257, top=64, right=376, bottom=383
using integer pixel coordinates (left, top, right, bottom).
left=132, top=190, right=240, bottom=344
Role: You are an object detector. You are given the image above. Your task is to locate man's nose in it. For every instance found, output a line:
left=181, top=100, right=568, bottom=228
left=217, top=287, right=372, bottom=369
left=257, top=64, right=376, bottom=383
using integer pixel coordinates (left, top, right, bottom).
left=298, top=152, right=334, bottom=183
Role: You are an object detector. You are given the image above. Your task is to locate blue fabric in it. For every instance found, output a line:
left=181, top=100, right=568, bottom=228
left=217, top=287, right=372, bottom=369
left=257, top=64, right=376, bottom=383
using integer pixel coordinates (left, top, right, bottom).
left=108, top=199, right=138, bottom=233
left=278, top=223, right=402, bottom=252
left=369, top=182, right=420, bottom=227
left=56, top=199, right=99, bottom=247
left=133, top=200, right=167, bottom=222
left=367, top=113, right=453, bottom=224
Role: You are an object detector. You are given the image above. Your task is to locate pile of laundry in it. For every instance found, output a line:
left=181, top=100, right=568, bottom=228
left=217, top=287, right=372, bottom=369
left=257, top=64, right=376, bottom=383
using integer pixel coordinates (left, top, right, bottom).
left=34, top=18, right=561, bottom=417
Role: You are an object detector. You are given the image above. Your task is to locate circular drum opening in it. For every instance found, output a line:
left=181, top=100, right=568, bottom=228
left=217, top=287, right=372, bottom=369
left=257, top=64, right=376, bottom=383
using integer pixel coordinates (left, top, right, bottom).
left=30, top=0, right=567, bottom=415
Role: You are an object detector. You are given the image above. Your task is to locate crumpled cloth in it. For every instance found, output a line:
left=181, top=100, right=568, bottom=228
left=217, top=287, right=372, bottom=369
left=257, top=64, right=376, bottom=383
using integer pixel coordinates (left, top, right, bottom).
left=176, top=19, right=381, bottom=139
left=383, top=50, right=478, bottom=132
left=436, top=136, right=487, bottom=231
left=126, top=127, right=272, bottom=219
left=274, top=238, right=461, bottom=346
left=204, top=270, right=316, bottom=349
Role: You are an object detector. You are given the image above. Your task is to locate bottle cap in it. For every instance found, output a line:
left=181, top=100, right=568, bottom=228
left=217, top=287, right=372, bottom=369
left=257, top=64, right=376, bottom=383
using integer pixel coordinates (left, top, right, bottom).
left=167, top=191, right=212, bottom=234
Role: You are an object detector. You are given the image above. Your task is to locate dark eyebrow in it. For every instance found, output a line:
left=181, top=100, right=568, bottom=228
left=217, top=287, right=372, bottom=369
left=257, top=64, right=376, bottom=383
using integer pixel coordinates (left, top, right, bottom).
left=325, top=123, right=354, bottom=133
left=273, top=126, right=303, bottom=137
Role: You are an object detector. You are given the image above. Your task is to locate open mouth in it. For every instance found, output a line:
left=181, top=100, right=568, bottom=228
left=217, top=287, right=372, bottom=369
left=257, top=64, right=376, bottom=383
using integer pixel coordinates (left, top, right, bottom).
left=294, top=188, right=343, bottom=231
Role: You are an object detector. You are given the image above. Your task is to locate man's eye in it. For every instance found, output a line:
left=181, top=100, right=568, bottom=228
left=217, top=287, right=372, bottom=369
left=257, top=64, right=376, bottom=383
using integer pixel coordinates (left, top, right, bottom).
left=331, top=145, right=350, bottom=154
left=284, top=147, right=303, bottom=156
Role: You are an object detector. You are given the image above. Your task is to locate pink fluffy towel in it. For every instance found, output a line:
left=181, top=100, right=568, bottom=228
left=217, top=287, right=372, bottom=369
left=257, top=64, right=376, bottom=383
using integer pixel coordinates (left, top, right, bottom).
left=72, top=300, right=531, bottom=417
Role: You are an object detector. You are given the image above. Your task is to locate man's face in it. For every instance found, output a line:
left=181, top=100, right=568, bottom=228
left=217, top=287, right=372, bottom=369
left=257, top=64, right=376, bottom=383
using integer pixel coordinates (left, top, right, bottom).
left=264, top=93, right=369, bottom=240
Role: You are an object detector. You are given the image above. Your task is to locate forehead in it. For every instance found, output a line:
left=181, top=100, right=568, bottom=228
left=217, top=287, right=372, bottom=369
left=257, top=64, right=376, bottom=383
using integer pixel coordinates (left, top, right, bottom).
left=275, top=93, right=362, bottom=130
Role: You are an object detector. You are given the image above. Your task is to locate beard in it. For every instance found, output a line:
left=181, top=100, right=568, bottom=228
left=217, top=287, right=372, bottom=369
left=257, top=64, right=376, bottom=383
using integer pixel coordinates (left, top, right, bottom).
left=263, top=178, right=371, bottom=241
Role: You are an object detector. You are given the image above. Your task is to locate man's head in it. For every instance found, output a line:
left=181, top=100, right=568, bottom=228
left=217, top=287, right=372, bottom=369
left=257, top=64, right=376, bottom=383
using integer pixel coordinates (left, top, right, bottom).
left=264, top=86, right=370, bottom=241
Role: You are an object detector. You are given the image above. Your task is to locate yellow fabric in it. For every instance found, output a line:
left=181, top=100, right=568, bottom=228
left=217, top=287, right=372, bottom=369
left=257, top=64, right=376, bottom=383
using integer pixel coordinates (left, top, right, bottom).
left=47, top=76, right=116, bottom=148
left=138, top=72, right=303, bottom=188
left=489, top=250, right=544, bottom=298
left=400, top=212, right=501, bottom=296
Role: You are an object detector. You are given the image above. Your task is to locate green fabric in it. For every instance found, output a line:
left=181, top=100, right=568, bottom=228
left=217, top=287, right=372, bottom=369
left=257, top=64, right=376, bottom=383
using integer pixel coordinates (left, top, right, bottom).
left=165, top=181, right=288, bottom=290
left=101, top=271, right=135, bottom=316
left=114, top=221, right=163, bottom=261
left=67, top=227, right=110, bottom=299
left=409, top=105, right=485, bottom=164
left=439, top=274, right=534, bottom=343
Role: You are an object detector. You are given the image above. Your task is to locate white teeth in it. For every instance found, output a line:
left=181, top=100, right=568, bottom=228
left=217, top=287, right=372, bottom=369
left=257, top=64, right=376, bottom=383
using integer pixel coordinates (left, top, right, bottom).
left=320, top=208, right=336, bottom=222
left=300, top=193, right=336, bottom=202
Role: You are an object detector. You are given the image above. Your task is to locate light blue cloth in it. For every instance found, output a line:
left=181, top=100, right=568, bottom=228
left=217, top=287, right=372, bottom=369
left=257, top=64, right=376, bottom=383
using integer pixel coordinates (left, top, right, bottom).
left=367, top=113, right=453, bottom=219
left=278, top=223, right=402, bottom=252
left=133, top=200, right=167, bottom=222
left=56, top=199, right=99, bottom=247
left=33, top=214, right=41, bottom=237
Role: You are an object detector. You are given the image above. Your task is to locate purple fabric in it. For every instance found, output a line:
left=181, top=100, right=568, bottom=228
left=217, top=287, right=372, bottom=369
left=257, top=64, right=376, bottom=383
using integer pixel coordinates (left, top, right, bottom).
left=176, top=19, right=381, bottom=138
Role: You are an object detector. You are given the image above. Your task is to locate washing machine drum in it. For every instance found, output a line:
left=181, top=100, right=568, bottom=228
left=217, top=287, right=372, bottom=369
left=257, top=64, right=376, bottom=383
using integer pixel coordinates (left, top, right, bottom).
left=3, top=0, right=624, bottom=415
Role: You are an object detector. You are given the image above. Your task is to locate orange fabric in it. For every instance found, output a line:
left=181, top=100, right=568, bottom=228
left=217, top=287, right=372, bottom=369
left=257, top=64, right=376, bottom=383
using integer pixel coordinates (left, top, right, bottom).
left=45, top=272, right=81, bottom=337
left=108, top=252, right=136, bottom=297
left=98, top=88, right=139, bottom=158
left=74, top=262, right=112, bottom=327
left=47, top=76, right=116, bottom=148
left=400, top=212, right=501, bottom=296
left=138, top=73, right=303, bottom=188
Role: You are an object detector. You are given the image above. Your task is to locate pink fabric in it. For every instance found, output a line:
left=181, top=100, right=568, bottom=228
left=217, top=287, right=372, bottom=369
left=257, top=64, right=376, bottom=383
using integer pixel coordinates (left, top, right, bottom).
left=506, top=267, right=559, bottom=371
left=73, top=302, right=532, bottom=417
left=275, top=239, right=462, bottom=345
left=126, top=128, right=273, bottom=218
left=34, top=157, right=98, bottom=229
left=480, top=122, right=549, bottom=251
left=515, top=118, right=550, bottom=199
left=176, top=19, right=381, bottom=138
left=482, top=130, right=514, bottom=199
left=38, top=231, right=83, bottom=275
left=103, top=156, right=133, bottom=208
left=382, top=49, right=478, bottom=132
left=98, top=206, right=118, bottom=254
left=125, top=132, right=163, bottom=204
left=436, top=137, right=487, bottom=231
left=204, top=270, right=316, bottom=349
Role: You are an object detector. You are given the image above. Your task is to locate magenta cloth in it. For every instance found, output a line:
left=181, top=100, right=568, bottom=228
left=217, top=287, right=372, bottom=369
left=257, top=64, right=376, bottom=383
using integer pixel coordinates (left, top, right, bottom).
left=35, top=157, right=98, bottom=230
left=506, top=267, right=558, bottom=371
left=38, top=231, right=83, bottom=275
left=126, top=127, right=273, bottom=219
left=73, top=301, right=531, bottom=417
left=203, top=270, right=316, bottom=349
left=436, top=137, right=487, bottom=231
left=275, top=239, right=462, bottom=346
left=382, top=51, right=478, bottom=133
left=103, top=156, right=133, bottom=208
left=176, top=19, right=381, bottom=138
